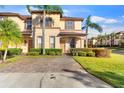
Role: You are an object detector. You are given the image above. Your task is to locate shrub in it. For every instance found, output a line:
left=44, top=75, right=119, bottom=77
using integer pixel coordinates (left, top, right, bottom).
left=70, top=48, right=111, bottom=57
left=7, top=48, right=22, bottom=56
left=55, top=51, right=62, bottom=55
left=29, top=48, right=41, bottom=53
left=87, top=52, right=95, bottom=57
left=120, top=39, right=124, bottom=47
left=27, top=52, right=39, bottom=56
left=49, top=51, right=56, bottom=55
left=30, top=48, right=62, bottom=55
left=94, top=49, right=111, bottom=57
left=78, top=51, right=87, bottom=56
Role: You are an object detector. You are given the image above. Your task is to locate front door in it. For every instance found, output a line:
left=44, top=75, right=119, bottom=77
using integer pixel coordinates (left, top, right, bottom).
left=70, top=38, right=76, bottom=48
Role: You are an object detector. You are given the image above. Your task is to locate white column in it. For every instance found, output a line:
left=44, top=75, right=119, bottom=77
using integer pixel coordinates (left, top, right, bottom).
left=81, top=37, right=84, bottom=48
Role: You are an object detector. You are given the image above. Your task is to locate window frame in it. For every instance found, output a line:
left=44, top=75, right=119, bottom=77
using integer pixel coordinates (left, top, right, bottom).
left=49, top=36, right=55, bottom=48
left=37, top=36, right=43, bottom=48
left=65, top=21, right=75, bottom=30
left=26, top=19, right=32, bottom=30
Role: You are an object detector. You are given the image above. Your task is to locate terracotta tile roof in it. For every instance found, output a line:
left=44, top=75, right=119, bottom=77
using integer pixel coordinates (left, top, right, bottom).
left=58, top=32, right=86, bottom=37
left=60, top=16, right=84, bottom=21
left=0, top=12, right=31, bottom=20
left=0, top=11, right=83, bottom=21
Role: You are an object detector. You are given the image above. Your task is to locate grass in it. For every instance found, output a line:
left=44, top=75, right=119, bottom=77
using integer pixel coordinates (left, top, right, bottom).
left=73, top=53, right=124, bottom=88
left=109, top=47, right=124, bottom=50
left=0, top=56, right=22, bottom=68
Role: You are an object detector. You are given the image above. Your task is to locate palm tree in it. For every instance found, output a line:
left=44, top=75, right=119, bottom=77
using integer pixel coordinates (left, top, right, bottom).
left=26, top=5, right=63, bottom=55
left=110, top=32, right=116, bottom=47
left=0, top=19, right=22, bottom=62
left=82, top=15, right=103, bottom=48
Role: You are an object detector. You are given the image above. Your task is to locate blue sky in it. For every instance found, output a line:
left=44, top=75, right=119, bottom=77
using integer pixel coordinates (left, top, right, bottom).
left=1, top=5, right=124, bottom=38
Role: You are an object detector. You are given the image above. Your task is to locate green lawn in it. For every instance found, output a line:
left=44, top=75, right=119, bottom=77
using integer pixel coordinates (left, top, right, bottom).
left=73, top=54, right=124, bottom=88
left=109, top=47, right=124, bottom=50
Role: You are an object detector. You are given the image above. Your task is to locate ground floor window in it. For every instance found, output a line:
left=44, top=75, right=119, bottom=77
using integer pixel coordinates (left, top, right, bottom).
left=37, top=36, right=42, bottom=48
left=50, top=36, right=55, bottom=48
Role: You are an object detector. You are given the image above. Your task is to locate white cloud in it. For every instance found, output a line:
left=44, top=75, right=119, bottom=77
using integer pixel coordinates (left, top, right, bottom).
left=91, top=16, right=118, bottom=24
left=88, top=25, right=124, bottom=38
left=105, top=19, right=118, bottom=24
left=122, top=15, right=124, bottom=18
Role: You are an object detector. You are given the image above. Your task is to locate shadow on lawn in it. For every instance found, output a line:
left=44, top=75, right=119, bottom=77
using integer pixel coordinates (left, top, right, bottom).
left=92, top=71, right=124, bottom=88
left=62, top=69, right=124, bottom=88
left=62, top=69, right=112, bottom=88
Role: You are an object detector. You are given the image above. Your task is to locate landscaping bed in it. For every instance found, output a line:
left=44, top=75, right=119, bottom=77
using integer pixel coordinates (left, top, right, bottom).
left=73, top=53, right=124, bottom=87
left=28, top=48, right=62, bottom=56
left=70, top=48, right=111, bottom=57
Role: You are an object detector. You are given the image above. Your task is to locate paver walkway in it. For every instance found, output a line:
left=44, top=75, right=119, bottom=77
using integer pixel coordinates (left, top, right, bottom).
left=0, top=56, right=112, bottom=88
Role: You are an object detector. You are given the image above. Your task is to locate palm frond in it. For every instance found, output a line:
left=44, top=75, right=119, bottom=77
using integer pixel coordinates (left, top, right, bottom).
left=86, top=15, right=91, bottom=25
left=26, top=5, right=63, bottom=14
left=89, top=23, right=103, bottom=33
left=0, top=19, right=22, bottom=48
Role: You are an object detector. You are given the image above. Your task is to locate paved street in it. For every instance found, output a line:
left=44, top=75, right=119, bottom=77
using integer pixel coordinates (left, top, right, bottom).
left=0, top=56, right=112, bottom=88
left=112, top=50, right=124, bottom=55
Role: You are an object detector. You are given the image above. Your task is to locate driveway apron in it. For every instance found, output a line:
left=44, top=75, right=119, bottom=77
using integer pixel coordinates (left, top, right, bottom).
left=0, top=56, right=112, bottom=88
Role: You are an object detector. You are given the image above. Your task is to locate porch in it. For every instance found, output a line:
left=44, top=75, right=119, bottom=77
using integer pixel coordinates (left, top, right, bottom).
left=59, top=32, right=86, bottom=53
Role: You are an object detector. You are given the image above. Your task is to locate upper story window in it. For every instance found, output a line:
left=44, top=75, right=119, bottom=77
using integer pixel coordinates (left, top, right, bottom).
left=65, top=21, right=74, bottom=30
left=40, top=17, right=53, bottom=28
left=26, top=19, right=32, bottom=30
left=45, top=17, right=53, bottom=27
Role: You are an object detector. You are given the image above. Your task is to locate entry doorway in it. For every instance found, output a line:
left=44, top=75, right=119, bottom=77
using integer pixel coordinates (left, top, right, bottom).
left=70, top=38, right=76, bottom=48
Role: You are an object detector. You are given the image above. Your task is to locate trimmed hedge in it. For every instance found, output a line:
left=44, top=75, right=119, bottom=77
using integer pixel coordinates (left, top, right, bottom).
left=87, top=52, right=95, bottom=57
left=70, top=48, right=111, bottom=57
left=29, top=48, right=62, bottom=55
left=7, top=48, right=22, bottom=56
left=27, top=52, right=39, bottom=56
left=78, top=51, right=87, bottom=56
left=0, top=48, right=22, bottom=56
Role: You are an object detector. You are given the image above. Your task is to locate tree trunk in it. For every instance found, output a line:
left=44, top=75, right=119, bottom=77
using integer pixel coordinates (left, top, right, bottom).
left=3, top=48, right=8, bottom=62
left=42, top=10, right=46, bottom=55
left=85, top=28, right=88, bottom=48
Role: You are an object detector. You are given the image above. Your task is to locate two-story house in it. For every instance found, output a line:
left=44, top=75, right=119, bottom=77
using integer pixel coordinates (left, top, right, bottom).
left=0, top=10, right=86, bottom=53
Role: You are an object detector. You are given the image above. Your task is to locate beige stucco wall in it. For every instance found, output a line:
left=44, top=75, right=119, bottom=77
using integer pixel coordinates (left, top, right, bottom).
left=34, top=28, right=60, bottom=48
left=7, top=16, right=25, bottom=31
left=76, top=37, right=84, bottom=48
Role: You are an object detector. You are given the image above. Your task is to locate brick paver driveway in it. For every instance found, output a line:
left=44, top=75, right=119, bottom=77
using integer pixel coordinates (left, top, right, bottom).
left=0, top=56, right=112, bottom=88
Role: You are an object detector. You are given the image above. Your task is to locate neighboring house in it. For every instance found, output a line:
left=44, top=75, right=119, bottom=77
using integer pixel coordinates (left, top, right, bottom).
left=88, top=37, right=97, bottom=47
left=89, top=31, right=124, bottom=47
left=115, top=31, right=124, bottom=45
left=0, top=11, right=86, bottom=53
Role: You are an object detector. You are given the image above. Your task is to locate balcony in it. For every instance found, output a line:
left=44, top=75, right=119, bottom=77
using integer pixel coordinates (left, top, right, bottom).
left=22, top=30, right=32, bottom=36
